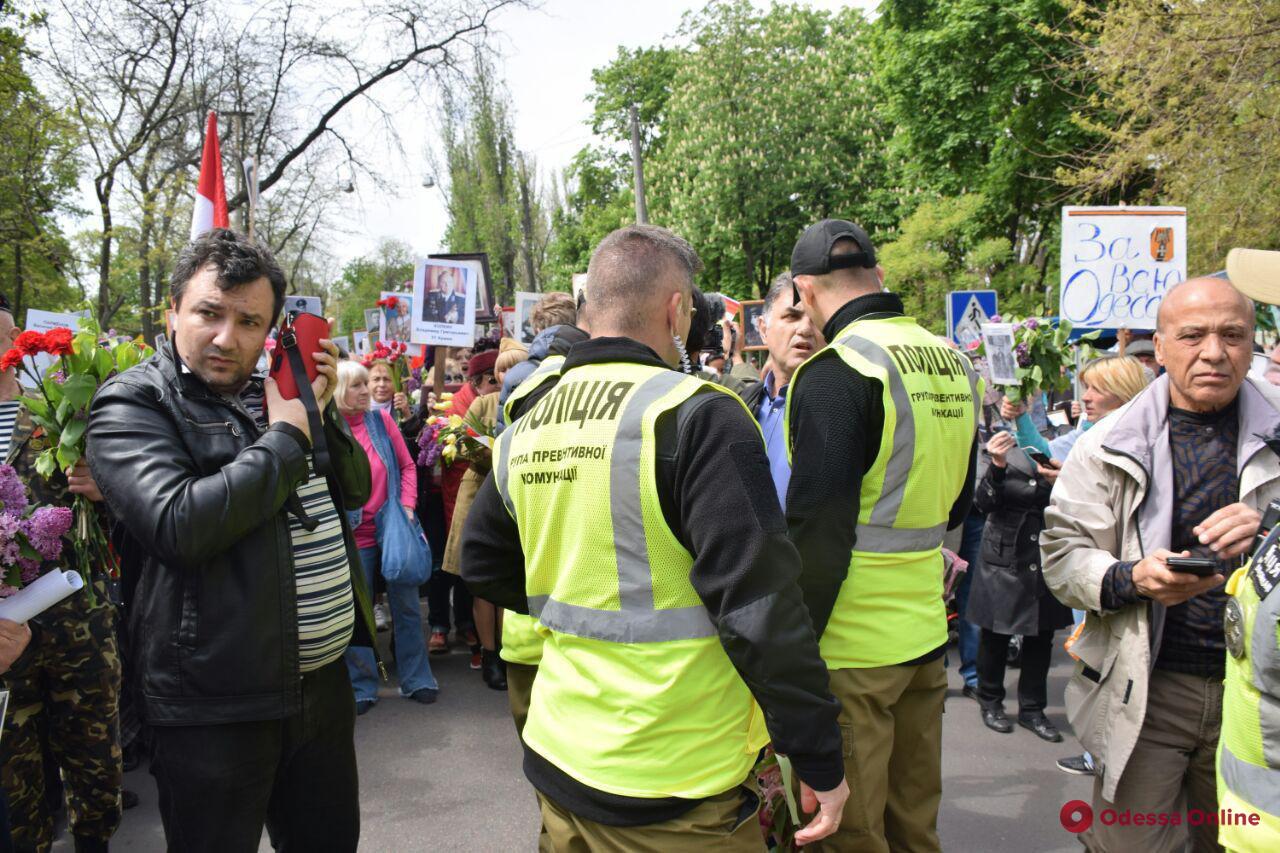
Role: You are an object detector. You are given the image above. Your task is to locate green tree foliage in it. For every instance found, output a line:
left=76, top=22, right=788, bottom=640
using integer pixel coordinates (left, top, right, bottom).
left=871, top=0, right=1107, bottom=308
left=327, top=238, right=415, bottom=335
left=880, top=195, right=1045, bottom=331
left=442, top=58, right=549, bottom=303
left=542, top=46, right=677, bottom=289
left=651, top=1, right=893, bottom=299
left=1065, top=0, right=1280, bottom=273
left=0, top=21, right=80, bottom=321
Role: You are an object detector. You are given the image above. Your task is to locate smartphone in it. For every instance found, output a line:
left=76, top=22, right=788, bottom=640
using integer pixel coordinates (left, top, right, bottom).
left=1022, top=446, right=1053, bottom=467
left=268, top=311, right=329, bottom=401
left=1166, top=556, right=1219, bottom=577
left=284, top=295, right=323, bottom=317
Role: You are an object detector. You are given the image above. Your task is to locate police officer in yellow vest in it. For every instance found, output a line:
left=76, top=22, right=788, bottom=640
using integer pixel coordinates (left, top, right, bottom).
left=785, top=220, right=981, bottom=852
left=1213, top=248, right=1280, bottom=852
left=463, top=224, right=849, bottom=849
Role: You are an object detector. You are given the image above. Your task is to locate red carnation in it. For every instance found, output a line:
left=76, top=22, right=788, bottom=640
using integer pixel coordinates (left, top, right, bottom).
left=14, top=330, right=46, bottom=356
left=0, top=348, right=24, bottom=372
left=384, top=296, right=399, bottom=310
left=43, top=328, right=74, bottom=357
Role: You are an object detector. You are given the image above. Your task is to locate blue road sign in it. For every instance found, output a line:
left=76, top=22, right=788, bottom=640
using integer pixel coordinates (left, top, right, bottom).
left=947, top=290, right=999, bottom=345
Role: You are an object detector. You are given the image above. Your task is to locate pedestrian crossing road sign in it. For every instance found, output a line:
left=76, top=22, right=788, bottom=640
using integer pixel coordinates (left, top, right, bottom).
left=947, top=290, right=999, bottom=347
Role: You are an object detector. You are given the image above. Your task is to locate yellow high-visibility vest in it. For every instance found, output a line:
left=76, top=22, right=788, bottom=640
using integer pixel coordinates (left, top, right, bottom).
left=494, top=360, right=767, bottom=798
left=785, top=314, right=981, bottom=668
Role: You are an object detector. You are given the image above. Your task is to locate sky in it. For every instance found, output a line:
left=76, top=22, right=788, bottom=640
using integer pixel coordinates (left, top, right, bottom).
left=330, top=0, right=877, bottom=267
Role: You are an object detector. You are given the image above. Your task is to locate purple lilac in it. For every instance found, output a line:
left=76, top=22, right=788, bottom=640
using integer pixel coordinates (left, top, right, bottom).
left=0, top=466, right=28, bottom=514
left=1015, top=342, right=1033, bottom=368
left=1022, top=318, right=1040, bottom=330
left=26, top=506, right=72, bottom=560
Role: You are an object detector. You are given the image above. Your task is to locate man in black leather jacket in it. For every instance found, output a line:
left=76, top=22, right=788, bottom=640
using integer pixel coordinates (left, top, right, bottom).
left=86, top=229, right=374, bottom=853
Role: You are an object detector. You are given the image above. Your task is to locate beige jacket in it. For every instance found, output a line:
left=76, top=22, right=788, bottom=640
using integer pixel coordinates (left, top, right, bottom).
left=1041, top=374, right=1280, bottom=801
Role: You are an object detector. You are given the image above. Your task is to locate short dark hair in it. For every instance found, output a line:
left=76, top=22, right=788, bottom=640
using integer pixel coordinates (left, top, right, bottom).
left=170, top=228, right=287, bottom=321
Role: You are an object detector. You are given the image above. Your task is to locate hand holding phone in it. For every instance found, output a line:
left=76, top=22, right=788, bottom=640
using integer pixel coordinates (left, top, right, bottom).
left=1022, top=446, right=1053, bottom=467
left=1133, top=549, right=1224, bottom=607
left=1165, top=556, right=1220, bottom=578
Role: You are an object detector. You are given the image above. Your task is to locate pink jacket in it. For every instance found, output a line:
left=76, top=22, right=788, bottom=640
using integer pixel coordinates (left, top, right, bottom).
left=343, top=409, right=417, bottom=549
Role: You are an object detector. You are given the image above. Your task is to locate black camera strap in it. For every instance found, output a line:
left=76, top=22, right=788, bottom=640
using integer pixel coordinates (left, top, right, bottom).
left=278, top=322, right=333, bottom=532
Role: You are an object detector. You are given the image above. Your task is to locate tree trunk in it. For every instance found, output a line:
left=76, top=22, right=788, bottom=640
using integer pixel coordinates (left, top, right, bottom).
left=13, top=243, right=24, bottom=323
left=96, top=175, right=115, bottom=327
left=138, top=184, right=156, bottom=345
left=518, top=160, right=538, bottom=292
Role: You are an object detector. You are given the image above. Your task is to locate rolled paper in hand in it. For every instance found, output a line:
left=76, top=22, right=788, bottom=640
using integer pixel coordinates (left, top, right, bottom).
left=0, top=570, right=84, bottom=623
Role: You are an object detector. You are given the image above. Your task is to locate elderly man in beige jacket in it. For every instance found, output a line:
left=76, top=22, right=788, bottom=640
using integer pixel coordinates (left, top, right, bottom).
left=1043, top=276, right=1280, bottom=852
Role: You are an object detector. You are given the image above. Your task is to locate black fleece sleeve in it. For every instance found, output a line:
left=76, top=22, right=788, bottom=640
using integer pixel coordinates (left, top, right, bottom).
left=948, top=437, right=978, bottom=529
left=785, top=353, right=882, bottom=638
left=972, top=459, right=1007, bottom=517
left=665, top=392, right=844, bottom=793
left=459, top=472, right=529, bottom=613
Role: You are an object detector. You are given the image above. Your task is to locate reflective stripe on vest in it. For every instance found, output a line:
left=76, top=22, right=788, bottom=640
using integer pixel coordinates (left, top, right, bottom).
left=1220, top=742, right=1280, bottom=816
left=502, top=354, right=566, bottom=426
left=495, top=370, right=715, bottom=643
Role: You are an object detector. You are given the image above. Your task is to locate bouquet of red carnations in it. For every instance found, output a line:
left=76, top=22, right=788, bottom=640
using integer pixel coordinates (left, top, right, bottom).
left=2, top=320, right=153, bottom=592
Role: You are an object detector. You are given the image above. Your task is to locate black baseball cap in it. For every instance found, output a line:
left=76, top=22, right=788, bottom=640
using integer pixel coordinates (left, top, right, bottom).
left=790, top=219, right=877, bottom=276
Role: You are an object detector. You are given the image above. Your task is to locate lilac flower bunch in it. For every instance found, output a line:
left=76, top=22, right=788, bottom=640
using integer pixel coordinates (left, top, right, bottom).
left=0, top=466, right=75, bottom=594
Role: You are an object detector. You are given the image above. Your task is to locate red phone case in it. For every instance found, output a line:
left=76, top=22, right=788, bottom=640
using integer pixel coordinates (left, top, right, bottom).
left=269, top=312, right=328, bottom=401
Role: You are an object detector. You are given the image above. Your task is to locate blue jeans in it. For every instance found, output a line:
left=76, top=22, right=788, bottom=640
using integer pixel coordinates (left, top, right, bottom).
left=344, top=545, right=438, bottom=702
left=951, top=511, right=984, bottom=688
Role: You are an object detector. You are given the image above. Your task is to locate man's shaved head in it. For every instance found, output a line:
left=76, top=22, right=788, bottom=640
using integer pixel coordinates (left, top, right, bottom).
left=1154, top=275, right=1256, bottom=413
left=586, top=225, right=701, bottom=336
left=1156, top=277, right=1254, bottom=333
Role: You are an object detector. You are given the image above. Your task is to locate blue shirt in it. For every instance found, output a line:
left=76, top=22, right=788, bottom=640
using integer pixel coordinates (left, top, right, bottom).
left=755, top=371, right=791, bottom=510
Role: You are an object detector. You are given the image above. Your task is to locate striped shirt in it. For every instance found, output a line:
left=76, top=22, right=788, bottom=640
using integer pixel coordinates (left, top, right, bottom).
left=0, top=400, right=20, bottom=461
left=289, top=458, right=355, bottom=672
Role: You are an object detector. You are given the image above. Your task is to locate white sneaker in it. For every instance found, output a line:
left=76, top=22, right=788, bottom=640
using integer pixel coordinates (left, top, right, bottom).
left=374, top=604, right=390, bottom=632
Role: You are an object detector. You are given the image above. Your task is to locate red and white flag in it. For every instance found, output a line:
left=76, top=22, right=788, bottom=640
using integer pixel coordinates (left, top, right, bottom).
left=190, top=111, right=230, bottom=239
left=721, top=295, right=742, bottom=319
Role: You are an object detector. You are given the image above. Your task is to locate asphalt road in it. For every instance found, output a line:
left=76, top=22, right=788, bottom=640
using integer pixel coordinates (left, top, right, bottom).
left=70, top=632, right=1091, bottom=852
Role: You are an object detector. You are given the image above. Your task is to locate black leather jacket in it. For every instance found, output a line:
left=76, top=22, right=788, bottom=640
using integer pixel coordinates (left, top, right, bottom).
left=86, top=341, right=376, bottom=725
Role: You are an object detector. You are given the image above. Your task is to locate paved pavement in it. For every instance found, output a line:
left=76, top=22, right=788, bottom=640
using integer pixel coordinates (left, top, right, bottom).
left=70, top=633, right=1091, bottom=852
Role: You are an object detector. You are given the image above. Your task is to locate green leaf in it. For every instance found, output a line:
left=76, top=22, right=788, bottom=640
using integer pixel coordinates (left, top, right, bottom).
left=1031, top=364, right=1044, bottom=384
left=4, top=565, right=20, bottom=588
left=34, top=449, right=56, bottom=478
left=18, top=540, right=41, bottom=562
left=59, top=416, right=87, bottom=452
left=60, top=374, right=98, bottom=411
left=92, top=346, right=114, bottom=380
left=22, top=394, right=50, bottom=420
left=55, top=445, right=79, bottom=471
left=56, top=397, right=71, bottom=422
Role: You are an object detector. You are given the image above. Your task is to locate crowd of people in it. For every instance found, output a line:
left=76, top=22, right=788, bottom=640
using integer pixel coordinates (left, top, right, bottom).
left=0, top=221, right=1278, bottom=852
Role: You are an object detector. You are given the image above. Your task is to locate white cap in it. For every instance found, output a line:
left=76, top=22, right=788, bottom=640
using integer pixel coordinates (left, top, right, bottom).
left=1227, top=248, right=1280, bottom=305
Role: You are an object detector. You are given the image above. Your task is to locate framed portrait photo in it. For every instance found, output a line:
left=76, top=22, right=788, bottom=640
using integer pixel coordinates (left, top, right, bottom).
left=413, top=257, right=477, bottom=347
left=428, top=252, right=496, bottom=322
left=741, top=300, right=766, bottom=351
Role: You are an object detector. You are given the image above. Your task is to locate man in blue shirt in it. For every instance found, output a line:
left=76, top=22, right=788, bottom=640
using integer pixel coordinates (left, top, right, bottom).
left=744, top=272, right=822, bottom=509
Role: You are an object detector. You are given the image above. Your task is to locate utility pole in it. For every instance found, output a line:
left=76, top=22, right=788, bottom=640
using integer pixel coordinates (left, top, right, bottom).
left=629, top=103, right=648, bottom=224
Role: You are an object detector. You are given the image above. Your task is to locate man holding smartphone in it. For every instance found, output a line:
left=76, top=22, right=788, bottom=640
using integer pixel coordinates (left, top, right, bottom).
left=1042, top=276, right=1280, bottom=852
left=87, top=228, right=375, bottom=852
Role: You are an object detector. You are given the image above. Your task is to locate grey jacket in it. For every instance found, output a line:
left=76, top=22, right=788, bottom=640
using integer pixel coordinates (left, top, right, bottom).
left=1041, top=374, right=1280, bottom=799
